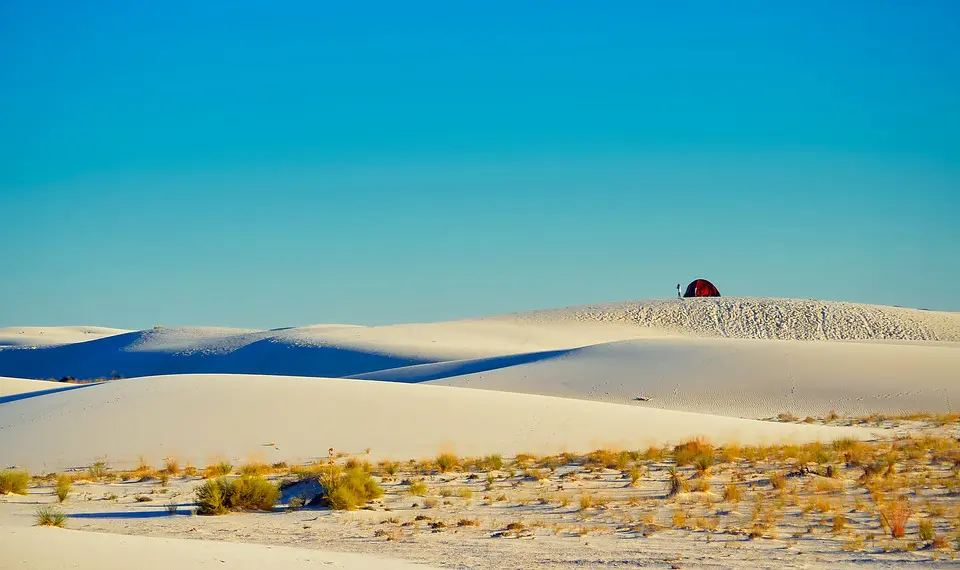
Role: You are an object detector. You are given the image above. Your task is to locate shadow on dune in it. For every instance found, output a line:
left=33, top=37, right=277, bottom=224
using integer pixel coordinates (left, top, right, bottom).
left=347, top=348, right=577, bottom=383
left=0, top=333, right=435, bottom=380
left=0, top=383, right=92, bottom=405
left=67, top=510, right=176, bottom=519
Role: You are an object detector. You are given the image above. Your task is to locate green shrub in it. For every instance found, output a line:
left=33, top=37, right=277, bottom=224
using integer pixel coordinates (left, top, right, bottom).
left=35, top=506, right=67, bottom=527
left=194, top=475, right=280, bottom=515
left=0, top=470, right=29, bottom=495
left=88, top=459, right=108, bottom=481
left=196, top=479, right=228, bottom=515
left=319, top=467, right=383, bottom=510
left=55, top=475, right=71, bottom=503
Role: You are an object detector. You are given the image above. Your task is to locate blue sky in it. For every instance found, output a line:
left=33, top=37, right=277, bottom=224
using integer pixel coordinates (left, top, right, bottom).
left=2, top=1, right=958, bottom=328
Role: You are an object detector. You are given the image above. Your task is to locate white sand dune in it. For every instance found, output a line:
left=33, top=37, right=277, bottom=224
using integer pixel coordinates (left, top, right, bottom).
left=0, top=325, right=128, bottom=348
left=350, top=337, right=960, bottom=418
left=1, top=298, right=956, bottom=420
left=0, top=374, right=875, bottom=472
left=0, top=376, right=74, bottom=398
left=0, top=526, right=436, bottom=570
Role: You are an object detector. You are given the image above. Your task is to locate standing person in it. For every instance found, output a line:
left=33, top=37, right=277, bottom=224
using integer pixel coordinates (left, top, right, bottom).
left=677, top=284, right=682, bottom=299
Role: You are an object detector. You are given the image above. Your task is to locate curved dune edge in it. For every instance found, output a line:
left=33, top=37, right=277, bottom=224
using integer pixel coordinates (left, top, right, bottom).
left=0, top=526, right=436, bottom=570
left=0, top=374, right=880, bottom=472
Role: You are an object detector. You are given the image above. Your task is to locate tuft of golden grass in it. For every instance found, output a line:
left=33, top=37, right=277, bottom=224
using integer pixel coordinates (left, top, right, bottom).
left=408, top=480, right=428, bottom=496
left=435, top=453, right=459, bottom=473
left=0, top=469, right=29, bottom=495
left=203, top=461, right=233, bottom=479
left=723, top=483, right=743, bottom=503
left=769, top=472, right=786, bottom=490
left=55, top=475, right=71, bottom=503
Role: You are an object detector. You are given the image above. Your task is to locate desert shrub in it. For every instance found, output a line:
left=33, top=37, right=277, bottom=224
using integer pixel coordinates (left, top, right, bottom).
left=482, top=454, right=503, bottom=471
left=0, top=470, right=29, bottom=495
left=35, top=506, right=66, bottom=527
left=163, top=457, right=180, bottom=476
left=408, top=480, right=428, bottom=496
left=195, top=475, right=279, bottom=515
left=88, top=459, right=108, bottom=481
left=918, top=518, right=935, bottom=541
left=579, top=494, right=595, bottom=510
left=423, top=497, right=438, bottom=508
left=667, top=466, right=687, bottom=497
left=319, top=467, right=383, bottom=511
left=204, top=461, right=233, bottom=478
left=628, top=467, right=643, bottom=486
left=723, top=483, right=742, bottom=503
left=239, top=462, right=271, bottom=476
left=344, top=457, right=371, bottom=472
left=435, top=453, right=459, bottom=473
left=879, top=500, right=912, bottom=538
left=832, top=513, right=847, bottom=534
left=196, top=479, right=228, bottom=515
left=457, top=487, right=473, bottom=500
left=457, top=518, right=479, bottom=527
left=694, top=454, right=714, bottom=477
left=673, top=438, right=713, bottom=467
left=55, top=475, right=71, bottom=503
left=377, top=460, right=399, bottom=476
left=229, top=475, right=280, bottom=511
left=769, top=472, right=786, bottom=490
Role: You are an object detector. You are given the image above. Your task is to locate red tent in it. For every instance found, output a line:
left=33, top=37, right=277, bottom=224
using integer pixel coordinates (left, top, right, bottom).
left=683, top=279, right=720, bottom=298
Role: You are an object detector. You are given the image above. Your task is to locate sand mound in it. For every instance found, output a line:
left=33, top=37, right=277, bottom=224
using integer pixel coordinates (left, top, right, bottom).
left=509, top=297, right=960, bottom=341
left=0, top=526, right=436, bottom=570
left=0, top=374, right=873, bottom=472
left=0, top=326, right=128, bottom=348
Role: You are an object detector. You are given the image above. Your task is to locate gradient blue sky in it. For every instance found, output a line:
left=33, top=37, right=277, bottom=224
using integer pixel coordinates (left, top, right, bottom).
left=2, top=1, right=958, bottom=328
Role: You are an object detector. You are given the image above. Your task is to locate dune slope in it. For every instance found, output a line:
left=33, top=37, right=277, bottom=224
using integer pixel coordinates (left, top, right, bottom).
left=0, top=374, right=875, bottom=472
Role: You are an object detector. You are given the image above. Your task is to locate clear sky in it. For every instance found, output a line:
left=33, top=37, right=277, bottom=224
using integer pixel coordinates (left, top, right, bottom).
left=2, top=1, right=958, bottom=328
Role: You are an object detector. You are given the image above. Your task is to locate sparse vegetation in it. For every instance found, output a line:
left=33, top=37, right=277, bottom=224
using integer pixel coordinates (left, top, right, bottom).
left=319, top=467, right=383, bottom=511
left=195, top=475, right=279, bottom=515
left=35, top=506, right=67, bottom=527
left=0, top=469, right=29, bottom=495
left=55, top=475, right=71, bottom=502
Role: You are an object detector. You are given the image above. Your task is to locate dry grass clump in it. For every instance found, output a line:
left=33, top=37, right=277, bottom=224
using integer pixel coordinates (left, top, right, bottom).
left=377, top=460, right=400, bottom=477
left=408, top=480, right=428, bottom=496
left=35, top=506, right=67, bottom=527
left=918, top=518, right=935, bottom=542
left=195, top=475, right=280, bottom=515
left=238, top=462, right=272, bottom=476
left=203, top=461, right=233, bottom=479
left=0, top=469, right=29, bottom=495
left=878, top=500, right=912, bottom=538
left=163, top=457, right=180, bottom=476
left=435, top=453, right=459, bottom=473
left=55, top=475, right=71, bottom=503
left=723, top=483, right=743, bottom=503
left=769, top=472, right=786, bottom=490
left=482, top=454, right=503, bottom=471
left=673, top=438, right=713, bottom=468
left=318, top=467, right=383, bottom=511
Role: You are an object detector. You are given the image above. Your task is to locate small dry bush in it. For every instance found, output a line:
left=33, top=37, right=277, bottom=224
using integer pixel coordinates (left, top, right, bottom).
left=435, top=453, right=459, bottom=473
left=408, top=480, right=428, bottom=496
left=671, top=510, right=687, bottom=528
left=0, top=470, right=29, bottom=495
left=195, top=475, right=279, bottom=515
left=457, top=487, right=473, bottom=500
left=769, top=472, right=786, bottom=490
left=204, top=461, right=233, bottom=478
left=320, top=467, right=383, bottom=510
left=377, top=460, right=399, bottom=476
left=879, top=500, right=912, bottom=538
left=717, top=482, right=742, bottom=503
left=35, top=506, right=66, bottom=527
left=832, top=513, right=847, bottom=534
left=239, top=462, right=272, bottom=476
left=458, top=518, right=479, bottom=527
left=918, top=518, right=935, bottom=541
left=55, top=475, right=71, bottom=503
left=628, top=467, right=643, bottom=486
left=693, top=478, right=711, bottom=493
left=163, top=457, right=180, bottom=476
left=673, top=438, right=713, bottom=467
left=579, top=494, right=595, bottom=510
left=423, top=497, right=438, bottom=508
left=482, top=454, right=503, bottom=471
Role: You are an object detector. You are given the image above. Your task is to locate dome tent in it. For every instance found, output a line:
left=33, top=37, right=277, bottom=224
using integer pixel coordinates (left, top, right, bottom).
left=683, top=279, right=720, bottom=298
